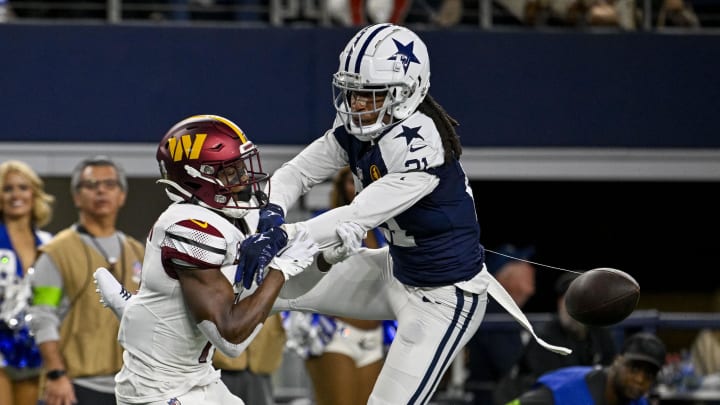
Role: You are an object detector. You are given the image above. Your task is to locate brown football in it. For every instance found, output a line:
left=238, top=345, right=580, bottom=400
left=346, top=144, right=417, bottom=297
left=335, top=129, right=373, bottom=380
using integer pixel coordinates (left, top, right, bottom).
left=564, top=268, right=640, bottom=327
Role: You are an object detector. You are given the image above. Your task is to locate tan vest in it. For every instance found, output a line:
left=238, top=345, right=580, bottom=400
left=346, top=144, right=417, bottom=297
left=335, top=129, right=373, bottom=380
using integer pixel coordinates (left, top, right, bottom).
left=212, top=313, right=287, bottom=374
left=40, top=228, right=144, bottom=378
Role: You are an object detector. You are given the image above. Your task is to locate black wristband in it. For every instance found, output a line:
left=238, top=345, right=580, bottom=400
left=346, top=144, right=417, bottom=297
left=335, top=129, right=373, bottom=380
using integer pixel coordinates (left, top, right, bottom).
left=46, top=369, right=66, bottom=380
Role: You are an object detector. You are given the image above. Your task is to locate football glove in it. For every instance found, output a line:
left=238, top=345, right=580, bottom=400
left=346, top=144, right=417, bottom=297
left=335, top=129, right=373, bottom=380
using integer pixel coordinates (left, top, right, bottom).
left=257, top=202, right=285, bottom=233
left=269, top=224, right=319, bottom=280
left=236, top=226, right=289, bottom=289
left=322, top=222, right=365, bottom=265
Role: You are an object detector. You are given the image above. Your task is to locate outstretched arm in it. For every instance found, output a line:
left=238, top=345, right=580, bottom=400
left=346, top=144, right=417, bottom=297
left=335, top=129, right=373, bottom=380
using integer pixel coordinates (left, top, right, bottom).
left=93, top=265, right=271, bottom=338
left=301, top=171, right=440, bottom=248
left=269, top=130, right=348, bottom=213
left=178, top=266, right=285, bottom=352
left=181, top=228, right=318, bottom=357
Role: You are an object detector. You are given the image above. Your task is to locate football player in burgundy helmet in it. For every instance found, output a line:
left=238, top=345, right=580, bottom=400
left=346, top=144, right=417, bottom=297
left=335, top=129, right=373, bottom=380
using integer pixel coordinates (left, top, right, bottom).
left=156, top=114, right=270, bottom=218
left=98, top=114, right=321, bottom=405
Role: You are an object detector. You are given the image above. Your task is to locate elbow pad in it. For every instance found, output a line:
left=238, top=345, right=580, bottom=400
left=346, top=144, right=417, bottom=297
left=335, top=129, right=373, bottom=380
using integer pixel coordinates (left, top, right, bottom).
left=197, top=320, right=263, bottom=358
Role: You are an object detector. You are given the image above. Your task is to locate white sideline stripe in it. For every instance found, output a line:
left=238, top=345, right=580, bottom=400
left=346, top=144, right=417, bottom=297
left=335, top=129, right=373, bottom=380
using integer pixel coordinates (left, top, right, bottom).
left=0, top=142, right=719, bottom=181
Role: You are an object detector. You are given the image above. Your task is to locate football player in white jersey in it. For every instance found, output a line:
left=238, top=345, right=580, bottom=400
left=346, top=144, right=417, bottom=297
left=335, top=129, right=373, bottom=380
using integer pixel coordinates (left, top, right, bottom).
left=98, top=115, right=322, bottom=405
left=235, top=23, right=487, bottom=405
left=237, top=24, right=570, bottom=405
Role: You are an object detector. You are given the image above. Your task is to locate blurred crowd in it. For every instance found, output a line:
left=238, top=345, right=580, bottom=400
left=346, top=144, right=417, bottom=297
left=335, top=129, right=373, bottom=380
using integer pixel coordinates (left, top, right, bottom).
left=0, top=0, right=709, bottom=29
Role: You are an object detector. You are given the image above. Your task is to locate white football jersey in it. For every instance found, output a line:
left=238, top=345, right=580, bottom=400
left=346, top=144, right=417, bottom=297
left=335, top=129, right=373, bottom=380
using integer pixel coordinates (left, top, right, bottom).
left=115, top=202, right=254, bottom=403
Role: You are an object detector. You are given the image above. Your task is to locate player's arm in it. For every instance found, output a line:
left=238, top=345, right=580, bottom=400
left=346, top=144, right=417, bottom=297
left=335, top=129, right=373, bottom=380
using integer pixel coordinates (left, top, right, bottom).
left=269, top=129, right=349, bottom=213
left=300, top=171, right=440, bottom=248
left=176, top=265, right=286, bottom=356
left=172, top=222, right=318, bottom=357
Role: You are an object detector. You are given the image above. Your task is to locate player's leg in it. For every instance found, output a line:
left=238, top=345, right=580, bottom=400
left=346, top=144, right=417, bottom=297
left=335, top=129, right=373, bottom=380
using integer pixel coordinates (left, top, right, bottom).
left=274, top=248, right=395, bottom=320
left=369, top=284, right=488, bottom=405
left=133, top=380, right=245, bottom=405
left=204, top=379, right=247, bottom=404
left=277, top=257, right=328, bottom=300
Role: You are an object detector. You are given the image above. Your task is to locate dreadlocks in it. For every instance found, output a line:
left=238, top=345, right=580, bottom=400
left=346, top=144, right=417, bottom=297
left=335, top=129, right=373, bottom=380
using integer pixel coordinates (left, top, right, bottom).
left=417, top=93, right=462, bottom=164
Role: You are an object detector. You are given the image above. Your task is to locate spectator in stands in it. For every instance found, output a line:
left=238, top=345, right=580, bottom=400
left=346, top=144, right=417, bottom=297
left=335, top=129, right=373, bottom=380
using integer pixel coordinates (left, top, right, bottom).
left=507, top=332, right=665, bottom=405
left=493, top=272, right=617, bottom=404
left=0, top=0, right=14, bottom=22
left=690, top=290, right=720, bottom=377
left=495, top=0, right=637, bottom=29
left=496, top=0, right=700, bottom=29
left=326, top=0, right=411, bottom=25
left=657, top=0, right=700, bottom=27
left=466, top=244, right=537, bottom=405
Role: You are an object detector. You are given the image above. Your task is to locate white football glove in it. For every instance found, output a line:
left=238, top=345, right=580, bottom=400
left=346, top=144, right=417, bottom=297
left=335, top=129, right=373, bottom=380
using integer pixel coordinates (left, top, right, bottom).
left=93, top=267, right=134, bottom=320
left=271, top=224, right=320, bottom=281
left=322, top=222, right=365, bottom=265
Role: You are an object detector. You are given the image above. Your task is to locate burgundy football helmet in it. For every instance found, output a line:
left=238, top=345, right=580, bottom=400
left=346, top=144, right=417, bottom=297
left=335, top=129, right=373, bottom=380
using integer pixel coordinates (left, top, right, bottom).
left=156, top=115, right=269, bottom=218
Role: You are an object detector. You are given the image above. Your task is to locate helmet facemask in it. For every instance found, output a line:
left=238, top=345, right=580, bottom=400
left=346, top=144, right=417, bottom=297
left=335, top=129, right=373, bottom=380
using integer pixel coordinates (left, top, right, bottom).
left=333, top=72, right=410, bottom=141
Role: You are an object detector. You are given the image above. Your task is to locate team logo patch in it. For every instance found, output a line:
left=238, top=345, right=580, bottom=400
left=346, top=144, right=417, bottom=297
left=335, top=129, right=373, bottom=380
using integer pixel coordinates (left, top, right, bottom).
left=190, top=219, right=209, bottom=229
left=176, top=219, right=222, bottom=237
left=369, top=165, right=382, bottom=181
left=168, top=133, right=207, bottom=162
left=387, top=39, right=421, bottom=74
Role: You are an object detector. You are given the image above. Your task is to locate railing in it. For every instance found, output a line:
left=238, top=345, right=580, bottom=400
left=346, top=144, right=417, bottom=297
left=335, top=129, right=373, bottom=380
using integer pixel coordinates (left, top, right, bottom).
left=3, top=0, right=718, bottom=30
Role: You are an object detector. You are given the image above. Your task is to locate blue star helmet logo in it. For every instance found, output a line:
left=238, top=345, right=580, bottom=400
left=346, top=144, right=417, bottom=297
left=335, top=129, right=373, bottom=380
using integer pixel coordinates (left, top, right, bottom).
left=388, top=39, right=421, bottom=74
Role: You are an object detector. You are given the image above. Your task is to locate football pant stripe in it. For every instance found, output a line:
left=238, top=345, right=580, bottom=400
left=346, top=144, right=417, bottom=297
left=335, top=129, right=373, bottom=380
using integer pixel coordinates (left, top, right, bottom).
left=408, top=287, right=475, bottom=404
left=420, top=289, right=479, bottom=405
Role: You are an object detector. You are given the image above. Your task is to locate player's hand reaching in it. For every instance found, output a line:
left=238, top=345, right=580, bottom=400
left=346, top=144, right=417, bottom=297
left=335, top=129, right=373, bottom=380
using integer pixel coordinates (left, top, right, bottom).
left=270, top=224, right=319, bottom=280
left=236, top=227, right=289, bottom=289
left=257, top=202, right=285, bottom=233
left=322, top=222, right=366, bottom=265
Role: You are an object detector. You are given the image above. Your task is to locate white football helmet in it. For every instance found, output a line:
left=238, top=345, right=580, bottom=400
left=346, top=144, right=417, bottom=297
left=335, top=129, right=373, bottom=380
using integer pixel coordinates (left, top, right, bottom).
left=333, top=24, right=431, bottom=141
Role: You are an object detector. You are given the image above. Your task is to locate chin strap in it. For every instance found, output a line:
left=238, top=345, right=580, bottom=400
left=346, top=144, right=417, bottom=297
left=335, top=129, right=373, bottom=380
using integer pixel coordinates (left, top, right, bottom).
left=157, top=173, right=250, bottom=219
left=157, top=179, right=192, bottom=201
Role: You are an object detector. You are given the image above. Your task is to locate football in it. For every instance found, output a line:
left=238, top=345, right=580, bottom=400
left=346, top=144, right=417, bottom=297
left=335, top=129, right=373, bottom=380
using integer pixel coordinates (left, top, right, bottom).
left=564, top=268, right=640, bottom=327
